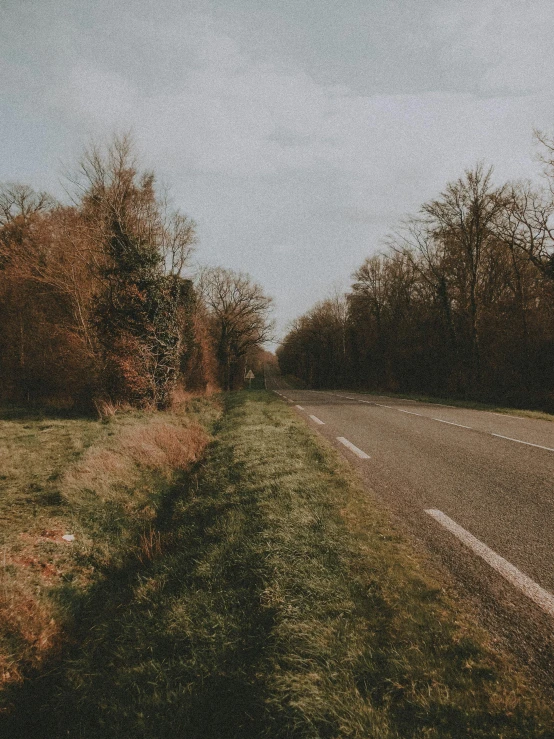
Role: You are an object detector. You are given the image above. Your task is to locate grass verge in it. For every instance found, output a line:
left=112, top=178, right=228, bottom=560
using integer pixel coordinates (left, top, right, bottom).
left=3, top=390, right=553, bottom=737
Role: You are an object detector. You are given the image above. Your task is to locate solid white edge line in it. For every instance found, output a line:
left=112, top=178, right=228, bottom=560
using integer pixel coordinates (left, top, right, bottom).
left=491, top=434, right=554, bottom=453
left=336, top=437, right=370, bottom=459
left=425, top=509, right=554, bottom=618
left=432, top=418, right=473, bottom=429
left=309, top=415, right=325, bottom=425
left=295, top=405, right=304, bottom=410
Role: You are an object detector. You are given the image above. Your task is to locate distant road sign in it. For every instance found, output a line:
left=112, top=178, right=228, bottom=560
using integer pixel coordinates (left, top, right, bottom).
left=245, top=370, right=255, bottom=379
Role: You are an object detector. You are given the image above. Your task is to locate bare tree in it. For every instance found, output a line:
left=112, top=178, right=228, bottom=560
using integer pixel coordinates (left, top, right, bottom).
left=421, top=163, right=506, bottom=384
left=156, top=188, right=197, bottom=277
left=0, top=185, right=99, bottom=402
left=160, top=210, right=197, bottom=277
left=0, top=135, right=203, bottom=408
left=198, top=267, right=274, bottom=390
left=387, top=216, right=463, bottom=386
left=0, top=183, right=55, bottom=268
left=0, top=183, right=54, bottom=227
left=496, top=178, right=554, bottom=282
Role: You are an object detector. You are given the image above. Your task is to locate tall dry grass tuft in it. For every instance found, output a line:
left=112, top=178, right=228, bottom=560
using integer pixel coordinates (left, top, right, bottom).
left=136, top=526, right=164, bottom=564
left=63, top=422, right=208, bottom=503
left=120, top=422, right=208, bottom=473
left=93, top=398, right=134, bottom=420
left=0, top=580, right=61, bottom=690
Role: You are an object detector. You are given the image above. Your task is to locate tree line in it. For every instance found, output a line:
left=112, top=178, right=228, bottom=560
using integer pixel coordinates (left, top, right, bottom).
left=0, top=134, right=273, bottom=410
left=278, top=134, right=554, bottom=411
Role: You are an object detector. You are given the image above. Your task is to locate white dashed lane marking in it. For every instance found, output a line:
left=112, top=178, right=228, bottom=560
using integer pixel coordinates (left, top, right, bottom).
left=332, top=394, right=552, bottom=451
left=295, top=405, right=304, bottom=411
left=280, top=390, right=552, bottom=455
left=426, top=509, right=554, bottom=618
left=336, top=437, right=370, bottom=459
left=309, top=415, right=325, bottom=425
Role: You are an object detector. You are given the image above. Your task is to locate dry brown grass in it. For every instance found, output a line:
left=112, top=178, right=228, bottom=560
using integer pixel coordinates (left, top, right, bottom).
left=62, top=421, right=208, bottom=504
left=93, top=398, right=134, bottom=420
left=0, top=579, right=62, bottom=689
left=169, top=385, right=197, bottom=408
left=63, top=449, right=135, bottom=502
left=120, top=422, right=208, bottom=472
left=136, top=526, right=164, bottom=564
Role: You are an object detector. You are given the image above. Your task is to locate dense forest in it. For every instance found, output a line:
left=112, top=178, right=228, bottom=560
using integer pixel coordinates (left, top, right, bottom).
left=0, top=134, right=273, bottom=411
left=278, top=134, right=554, bottom=411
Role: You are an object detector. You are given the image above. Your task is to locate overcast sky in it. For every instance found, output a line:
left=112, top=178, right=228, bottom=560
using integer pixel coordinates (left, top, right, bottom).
left=2, top=0, right=554, bottom=344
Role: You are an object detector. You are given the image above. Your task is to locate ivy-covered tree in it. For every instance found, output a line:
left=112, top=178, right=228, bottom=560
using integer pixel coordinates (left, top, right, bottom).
left=78, top=134, right=195, bottom=408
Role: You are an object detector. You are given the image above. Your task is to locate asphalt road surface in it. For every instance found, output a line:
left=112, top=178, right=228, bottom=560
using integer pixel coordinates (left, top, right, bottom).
left=265, top=371, right=554, bottom=692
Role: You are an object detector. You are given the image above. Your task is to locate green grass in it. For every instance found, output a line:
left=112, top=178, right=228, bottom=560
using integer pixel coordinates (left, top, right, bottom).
left=3, top=391, right=553, bottom=737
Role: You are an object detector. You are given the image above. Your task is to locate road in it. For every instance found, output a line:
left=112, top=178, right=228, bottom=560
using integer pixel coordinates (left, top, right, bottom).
left=265, top=372, right=554, bottom=691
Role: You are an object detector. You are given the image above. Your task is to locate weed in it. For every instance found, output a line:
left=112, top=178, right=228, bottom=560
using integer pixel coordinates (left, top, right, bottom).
left=136, top=526, right=163, bottom=564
